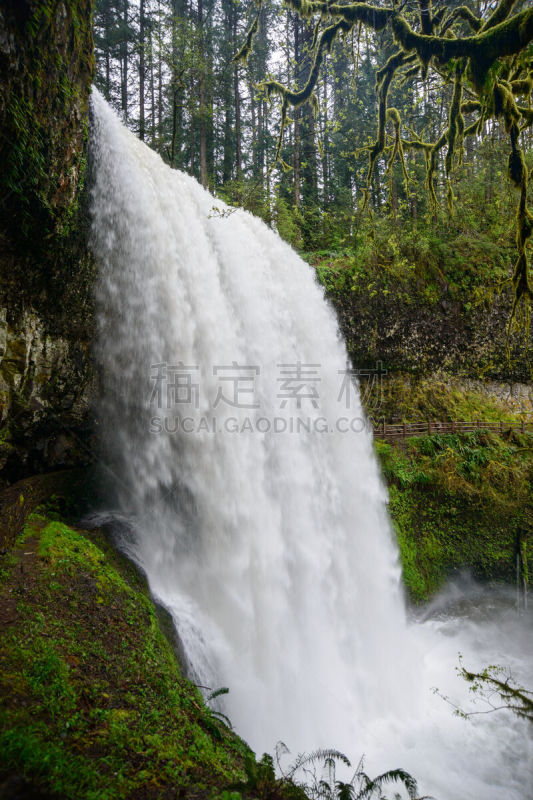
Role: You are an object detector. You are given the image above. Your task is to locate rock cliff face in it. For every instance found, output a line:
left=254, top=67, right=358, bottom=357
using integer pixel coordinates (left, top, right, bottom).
left=312, top=239, right=533, bottom=384
left=331, top=282, right=531, bottom=383
left=0, top=0, right=95, bottom=487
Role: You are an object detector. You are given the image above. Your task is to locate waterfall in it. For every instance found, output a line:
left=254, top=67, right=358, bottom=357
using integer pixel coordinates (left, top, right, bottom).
left=90, top=88, right=533, bottom=799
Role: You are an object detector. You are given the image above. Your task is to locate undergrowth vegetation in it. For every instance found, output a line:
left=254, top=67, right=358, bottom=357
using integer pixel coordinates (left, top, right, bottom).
left=376, top=429, right=532, bottom=601
left=308, top=206, right=532, bottom=378
left=372, top=374, right=527, bottom=425
left=310, top=217, right=512, bottom=309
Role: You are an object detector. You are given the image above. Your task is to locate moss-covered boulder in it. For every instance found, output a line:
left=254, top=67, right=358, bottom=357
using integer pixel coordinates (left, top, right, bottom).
left=0, top=467, right=94, bottom=552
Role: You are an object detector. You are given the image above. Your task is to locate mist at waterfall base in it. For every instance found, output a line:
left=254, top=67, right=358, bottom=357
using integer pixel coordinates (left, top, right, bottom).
left=89, top=88, right=533, bottom=799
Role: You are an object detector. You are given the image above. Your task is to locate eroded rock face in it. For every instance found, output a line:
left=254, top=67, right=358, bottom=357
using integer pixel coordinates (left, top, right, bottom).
left=329, top=275, right=532, bottom=383
left=0, top=309, right=96, bottom=484
left=0, top=0, right=95, bottom=485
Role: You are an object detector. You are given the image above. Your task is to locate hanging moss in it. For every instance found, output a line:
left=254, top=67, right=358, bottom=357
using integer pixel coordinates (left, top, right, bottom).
left=508, top=146, right=527, bottom=187
left=263, top=19, right=350, bottom=109
left=382, top=108, right=410, bottom=210
left=389, top=7, right=533, bottom=91
left=461, top=99, right=482, bottom=113
left=511, top=72, right=533, bottom=96
left=359, top=50, right=413, bottom=210
left=233, top=8, right=261, bottom=66
left=444, top=63, right=466, bottom=213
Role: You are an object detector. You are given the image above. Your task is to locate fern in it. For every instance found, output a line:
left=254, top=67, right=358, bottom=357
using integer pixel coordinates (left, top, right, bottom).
left=207, top=686, right=230, bottom=702
left=286, top=748, right=352, bottom=778
left=205, top=686, right=233, bottom=729
left=354, top=767, right=422, bottom=800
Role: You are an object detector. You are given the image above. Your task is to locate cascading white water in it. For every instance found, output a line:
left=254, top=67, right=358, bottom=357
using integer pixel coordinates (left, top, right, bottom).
left=90, top=88, right=533, bottom=799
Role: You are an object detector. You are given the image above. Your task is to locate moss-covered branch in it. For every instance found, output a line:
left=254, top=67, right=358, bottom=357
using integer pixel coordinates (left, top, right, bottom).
left=262, top=19, right=350, bottom=108
left=444, top=62, right=466, bottom=212
left=390, top=6, right=533, bottom=84
left=460, top=663, right=533, bottom=722
left=447, top=5, right=482, bottom=33
left=285, top=0, right=394, bottom=29
left=480, top=0, right=520, bottom=33
left=418, top=0, right=433, bottom=36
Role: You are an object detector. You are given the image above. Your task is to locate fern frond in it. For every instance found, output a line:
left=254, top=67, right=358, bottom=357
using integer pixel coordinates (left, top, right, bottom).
left=207, top=686, right=230, bottom=702
left=288, top=748, right=351, bottom=778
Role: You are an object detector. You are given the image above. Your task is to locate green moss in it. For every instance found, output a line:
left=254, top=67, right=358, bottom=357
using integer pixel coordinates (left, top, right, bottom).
left=0, top=0, right=96, bottom=341
left=0, top=516, right=257, bottom=799
left=375, top=374, right=526, bottom=424
left=376, top=430, right=533, bottom=602
left=2, top=1, right=94, bottom=243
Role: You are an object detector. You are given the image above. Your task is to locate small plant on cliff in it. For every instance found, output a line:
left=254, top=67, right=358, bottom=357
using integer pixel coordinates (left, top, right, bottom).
left=206, top=686, right=233, bottom=729
left=437, top=655, right=533, bottom=724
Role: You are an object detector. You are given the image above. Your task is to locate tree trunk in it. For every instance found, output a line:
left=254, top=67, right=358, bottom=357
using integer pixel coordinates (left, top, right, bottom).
left=232, top=10, right=242, bottom=178
left=234, top=64, right=242, bottom=178
left=121, top=0, right=129, bottom=121
left=322, top=65, right=329, bottom=208
left=198, top=0, right=207, bottom=188
left=139, top=0, right=146, bottom=140
left=158, top=0, right=163, bottom=149
left=293, top=14, right=300, bottom=208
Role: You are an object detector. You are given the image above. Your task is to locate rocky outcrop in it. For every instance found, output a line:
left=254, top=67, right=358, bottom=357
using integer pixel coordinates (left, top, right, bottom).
left=333, top=283, right=532, bottom=383
left=451, top=375, right=532, bottom=415
left=0, top=310, right=96, bottom=484
left=0, top=0, right=95, bottom=486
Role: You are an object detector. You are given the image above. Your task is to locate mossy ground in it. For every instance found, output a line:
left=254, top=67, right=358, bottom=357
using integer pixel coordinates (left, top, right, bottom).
left=0, top=514, right=257, bottom=799
left=372, top=372, right=529, bottom=424
left=376, top=429, right=532, bottom=602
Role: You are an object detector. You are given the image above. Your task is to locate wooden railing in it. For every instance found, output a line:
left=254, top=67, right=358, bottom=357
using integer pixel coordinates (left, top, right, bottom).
left=373, top=419, right=533, bottom=441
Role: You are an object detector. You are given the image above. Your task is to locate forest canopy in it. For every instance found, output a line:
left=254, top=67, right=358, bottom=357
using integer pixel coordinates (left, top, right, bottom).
left=94, top=0, right=533, bottom=330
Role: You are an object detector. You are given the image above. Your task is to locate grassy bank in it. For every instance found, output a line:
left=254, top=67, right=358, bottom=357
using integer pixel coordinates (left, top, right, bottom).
left=0, top=513, right=259, bottom=799
left=376, top=429, right=532, bottom=602
left=370, top=372, right=531, bottom=424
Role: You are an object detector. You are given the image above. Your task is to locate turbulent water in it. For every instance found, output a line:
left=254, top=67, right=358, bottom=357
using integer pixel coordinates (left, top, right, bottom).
left=89, top=88, right=533, bottom=799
